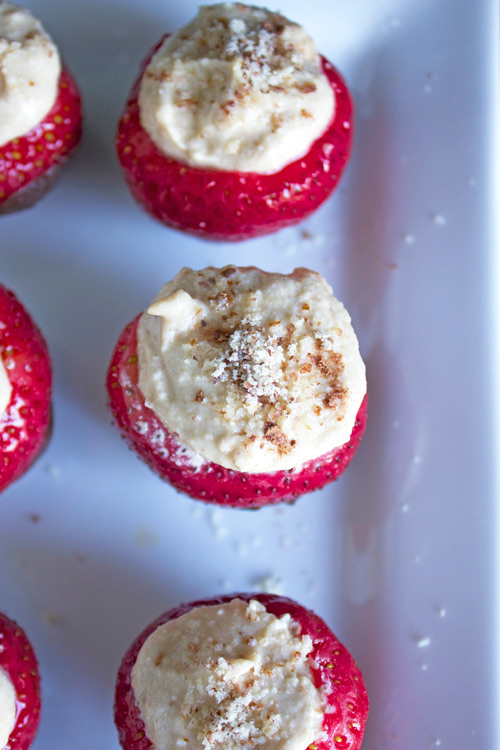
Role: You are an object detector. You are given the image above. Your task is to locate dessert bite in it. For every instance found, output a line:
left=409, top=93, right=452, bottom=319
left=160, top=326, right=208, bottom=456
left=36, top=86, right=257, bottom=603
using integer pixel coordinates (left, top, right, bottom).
left=106, top=266, right=366, bottom=508
left=116, top=3, right=353, bottom=240
left=0, top=612, right=41, bottom=750
left=0, top=1, right=82, bottom=214
left=114, top=593, right=368, bottom=750
left=0, top=284, right=52, bottom=493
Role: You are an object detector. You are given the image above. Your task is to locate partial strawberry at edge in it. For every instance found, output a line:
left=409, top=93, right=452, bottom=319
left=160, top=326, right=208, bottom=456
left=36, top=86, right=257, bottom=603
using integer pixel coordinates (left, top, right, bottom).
left=0, top=68, right=82, bottom=212
left=0, top=612, right=41, bottom=750
left=0, top=286, right=52, bottom=493
left=116, top=46, right=353, bottom=241
left=114, top=593, right=369, bottom=750
left=106, top=316, right=367, bottom=509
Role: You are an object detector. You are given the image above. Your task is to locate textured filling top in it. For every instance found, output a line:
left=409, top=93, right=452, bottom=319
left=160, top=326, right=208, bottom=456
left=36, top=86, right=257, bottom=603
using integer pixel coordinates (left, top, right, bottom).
left=131, top=599, right=325, bottom=750
left=138, top=2, right=334, bottom=173
left=137, top=266, right=366, bottom=473
left=0, top=1, right=61, bottom=146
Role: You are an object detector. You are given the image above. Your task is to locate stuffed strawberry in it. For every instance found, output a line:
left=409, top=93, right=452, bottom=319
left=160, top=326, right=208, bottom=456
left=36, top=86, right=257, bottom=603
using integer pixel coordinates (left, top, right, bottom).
left=0, top=612, right=41, bottom=750
left=107, top=266, right=366, bottom=508
left=115, top=593, right=368, bottom=750
left=0, top=285, right=52, bottom=493
left=0, top=2, right=82, bottom=214
left=116, top=3, right=352, bottom=241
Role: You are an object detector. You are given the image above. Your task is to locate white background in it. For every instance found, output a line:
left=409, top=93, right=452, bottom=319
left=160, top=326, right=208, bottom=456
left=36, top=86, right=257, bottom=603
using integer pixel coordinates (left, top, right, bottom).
left=0, top=1, right=498, bottom=749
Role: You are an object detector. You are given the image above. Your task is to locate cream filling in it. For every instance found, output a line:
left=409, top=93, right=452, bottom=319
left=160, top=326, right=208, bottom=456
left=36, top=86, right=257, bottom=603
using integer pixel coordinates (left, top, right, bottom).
left=138, top=3, right=334, bottom=173
left=0, top=354, right=12, bottom=418
left=131, top=599, right=325, bottom=750
left=137, top=266, right=366, bottom=473
left=0, top=668, right=16, bottom=748
left=0, top=1, right=61, bottom=147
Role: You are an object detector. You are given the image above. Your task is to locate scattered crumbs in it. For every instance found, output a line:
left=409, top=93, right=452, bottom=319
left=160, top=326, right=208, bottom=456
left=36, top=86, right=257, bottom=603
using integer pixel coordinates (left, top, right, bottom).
left=281, top=241, right=298, bottom=256
left=251, top=573, right=284, bottom=595
left=415, top=635, right=431, bottom=648
left=27, top=513, right=40, bottom=523
left=403, top=233, right=415, bottom=245
left=380, top=17, right=401, bottom=34
left=431, top=213, right=447, bottom=226
left=388, top=262, right=399, bottom=271
left=421, top=662, right=429, bottom=671
left=45, top=464, right=61, bottom=480
left=210, top=509, right=228, bottom=539
left=236, top=541, right=248, bottom=557
left=304, top=576, right=318, bottom=595
left=423, top=72, right=437, bottom=94
left=436, top=606, right=447, bottom=618
left=300, top=228, right=325, bottom=247
left=401, top=503, right=410, bottom=513
left=135, top=526, right=159, bottom=548
left=220, top=578, right=233, bottom=591
left=41, top=611, right=63, bottom=626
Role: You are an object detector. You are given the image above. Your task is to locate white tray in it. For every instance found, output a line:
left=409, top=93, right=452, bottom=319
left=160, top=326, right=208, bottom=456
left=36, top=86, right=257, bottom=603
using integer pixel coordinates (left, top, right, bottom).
left=1, top=1, right=498, bottom=748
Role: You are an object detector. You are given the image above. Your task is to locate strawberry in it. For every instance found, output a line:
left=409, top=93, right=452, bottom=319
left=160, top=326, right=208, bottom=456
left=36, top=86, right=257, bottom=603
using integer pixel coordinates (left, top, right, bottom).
left=0, top=285, right=52, bottom=493
left=106, top=316, right=366, bottom=508
left=116, top=44, right=352, bottom=241
left=0, top=612, right=41, bottom=750
left=114, top=593, right=369, bottom=750
left=0, top=68, right=82, bottom=214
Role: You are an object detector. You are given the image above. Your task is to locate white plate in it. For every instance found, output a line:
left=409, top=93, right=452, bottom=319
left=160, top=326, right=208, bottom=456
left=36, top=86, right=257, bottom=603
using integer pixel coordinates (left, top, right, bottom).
left=1, top=1, right=498, bottom=748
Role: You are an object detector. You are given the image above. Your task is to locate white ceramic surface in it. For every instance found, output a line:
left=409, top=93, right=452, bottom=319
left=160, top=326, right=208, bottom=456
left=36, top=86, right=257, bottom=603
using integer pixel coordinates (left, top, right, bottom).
left=0, top=1, right=498, bottom=749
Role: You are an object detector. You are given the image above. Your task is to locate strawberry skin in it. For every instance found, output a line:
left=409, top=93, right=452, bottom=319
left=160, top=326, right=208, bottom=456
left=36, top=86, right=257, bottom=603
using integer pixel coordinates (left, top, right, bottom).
left=114, top=593, right=368, bottom=750
left=0, top=612, right=41, bottom=750
left=0, top=68, right=82, bottom=213
left=106, top=316, right=366, bottom=508
left=0, top=286, right=52, bottom=493
left=116, top=43, right=353, bottom=241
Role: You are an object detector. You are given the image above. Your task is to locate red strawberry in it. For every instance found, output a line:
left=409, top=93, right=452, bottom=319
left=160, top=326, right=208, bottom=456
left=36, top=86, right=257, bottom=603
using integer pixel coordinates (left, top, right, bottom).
left=114, top=593, right=369, bottom=750
left=116, top=44, right=352, bottom=241
left=0, top=68, right=82, bottom=214
left=106, top=316, right=366, bottom=508
left=0, top=612, right=41, bottom=750
left=0, top=285, right=52, bottom=493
